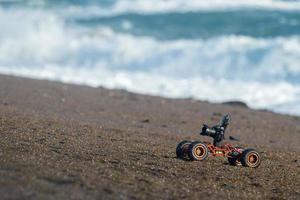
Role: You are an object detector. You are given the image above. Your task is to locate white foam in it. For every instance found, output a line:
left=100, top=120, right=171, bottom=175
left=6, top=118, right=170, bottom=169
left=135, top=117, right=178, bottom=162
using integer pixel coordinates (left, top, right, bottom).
left=112, top=0, right=300, bottom=12
left=60, top=0, right=300, bottom=18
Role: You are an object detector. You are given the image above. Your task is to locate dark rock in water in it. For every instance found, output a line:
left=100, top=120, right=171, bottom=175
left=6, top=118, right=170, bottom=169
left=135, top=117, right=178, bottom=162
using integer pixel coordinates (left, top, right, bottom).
left=222, top=101, right=249, bottom=108
left=229, top=136, right=240, bottom=141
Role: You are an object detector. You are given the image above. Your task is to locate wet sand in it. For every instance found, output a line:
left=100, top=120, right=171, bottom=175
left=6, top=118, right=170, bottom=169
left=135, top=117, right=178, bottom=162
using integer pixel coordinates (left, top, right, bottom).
left=0, top=74, right=299, bottom=199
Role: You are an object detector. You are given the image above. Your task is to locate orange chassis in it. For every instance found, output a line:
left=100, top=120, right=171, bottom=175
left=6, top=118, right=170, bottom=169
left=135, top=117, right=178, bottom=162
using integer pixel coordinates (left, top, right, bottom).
left=202, top=141, right=243, bottom=158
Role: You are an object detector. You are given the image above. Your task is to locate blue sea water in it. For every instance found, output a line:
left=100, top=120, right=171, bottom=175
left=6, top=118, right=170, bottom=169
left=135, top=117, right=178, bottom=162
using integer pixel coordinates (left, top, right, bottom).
left=0, top=0, right=300, bottom=115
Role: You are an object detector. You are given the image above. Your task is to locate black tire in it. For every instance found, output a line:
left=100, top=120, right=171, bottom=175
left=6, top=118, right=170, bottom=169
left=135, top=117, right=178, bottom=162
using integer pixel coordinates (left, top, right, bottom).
left=228, top=157, right=241, bottom=166
left=240, top=149, right=261, bottom=168
left=188, top=141, right=208, bottom=161
left=176, top=140, right=191, bottom=159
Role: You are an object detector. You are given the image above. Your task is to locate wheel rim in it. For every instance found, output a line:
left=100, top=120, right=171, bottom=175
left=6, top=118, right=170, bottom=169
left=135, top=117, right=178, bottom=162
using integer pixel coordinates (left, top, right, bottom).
left=193, top=145, right=206, bottom=159
left=247, top=153, right=259, bottom=166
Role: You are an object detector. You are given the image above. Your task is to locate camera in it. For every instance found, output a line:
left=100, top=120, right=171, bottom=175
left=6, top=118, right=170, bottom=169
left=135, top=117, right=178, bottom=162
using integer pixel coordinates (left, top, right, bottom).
left=200, top=115, right=231, bottom=146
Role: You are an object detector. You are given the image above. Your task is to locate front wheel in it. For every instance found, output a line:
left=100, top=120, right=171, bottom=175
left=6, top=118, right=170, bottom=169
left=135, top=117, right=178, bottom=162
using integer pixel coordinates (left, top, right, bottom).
left=188, top=142, right=208, bottom=161
left=240, top=149, right=261, bottom=168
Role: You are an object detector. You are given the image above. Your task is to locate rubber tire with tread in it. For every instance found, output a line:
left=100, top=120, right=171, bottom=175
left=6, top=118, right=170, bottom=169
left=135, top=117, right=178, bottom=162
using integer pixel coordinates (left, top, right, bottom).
left=188, top=141, right=208, bottom=161
left=176, top=140, right=191, bottom=159
left=228, top=157, right=241, bottom=166
left=240, top=149, right=261, bottom=168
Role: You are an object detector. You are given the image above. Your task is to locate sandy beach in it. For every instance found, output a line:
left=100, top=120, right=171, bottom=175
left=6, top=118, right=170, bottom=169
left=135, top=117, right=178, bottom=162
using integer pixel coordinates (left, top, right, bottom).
left=0, top=74, right=299, bottom=199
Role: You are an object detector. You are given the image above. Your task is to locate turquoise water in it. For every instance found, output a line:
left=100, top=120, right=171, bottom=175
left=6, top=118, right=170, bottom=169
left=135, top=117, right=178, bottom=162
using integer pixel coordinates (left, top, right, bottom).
left=76, top=11, right=300, bottom=39
left=0, top=0, right=300, bottom=115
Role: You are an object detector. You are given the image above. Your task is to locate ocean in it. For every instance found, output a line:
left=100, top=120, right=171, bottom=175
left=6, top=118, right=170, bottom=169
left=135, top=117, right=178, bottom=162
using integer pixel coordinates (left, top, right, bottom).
left=0, top=0, right=300, bottom=115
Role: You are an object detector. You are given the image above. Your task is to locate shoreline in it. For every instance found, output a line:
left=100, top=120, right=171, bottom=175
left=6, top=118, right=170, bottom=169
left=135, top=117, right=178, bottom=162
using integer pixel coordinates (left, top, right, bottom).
left=0, top=74, right=299, bottom=199
left=0, top=73, right=298, bottom=118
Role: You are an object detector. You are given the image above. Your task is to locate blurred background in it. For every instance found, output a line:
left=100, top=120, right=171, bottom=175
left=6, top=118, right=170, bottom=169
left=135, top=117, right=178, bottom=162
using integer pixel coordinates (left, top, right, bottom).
left=0, top=0, right=299, bottom=115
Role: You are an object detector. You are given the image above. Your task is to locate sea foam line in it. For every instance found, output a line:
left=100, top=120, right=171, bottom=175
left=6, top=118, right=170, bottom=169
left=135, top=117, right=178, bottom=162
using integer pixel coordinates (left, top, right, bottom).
left=0, top=65, right=300, bottom=116
left=60, top=0, right=300, bottom=18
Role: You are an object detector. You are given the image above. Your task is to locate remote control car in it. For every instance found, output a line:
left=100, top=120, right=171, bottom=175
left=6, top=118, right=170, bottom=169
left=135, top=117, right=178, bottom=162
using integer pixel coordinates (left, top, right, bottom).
left=176, top=115, right=261, bottom=168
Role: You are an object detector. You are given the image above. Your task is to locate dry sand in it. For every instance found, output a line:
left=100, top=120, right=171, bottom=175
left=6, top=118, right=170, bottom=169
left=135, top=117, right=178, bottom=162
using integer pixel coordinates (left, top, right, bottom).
left=0, top=74, right=299, bottom=199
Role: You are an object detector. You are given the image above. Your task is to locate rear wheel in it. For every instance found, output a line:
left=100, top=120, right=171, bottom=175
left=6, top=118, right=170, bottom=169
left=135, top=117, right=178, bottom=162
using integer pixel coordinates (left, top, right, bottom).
left=188, top=142, right=208, bottom=161
left=176, top=140, right=191, bottom=159
left=240, top=149, right=261, bottom=168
